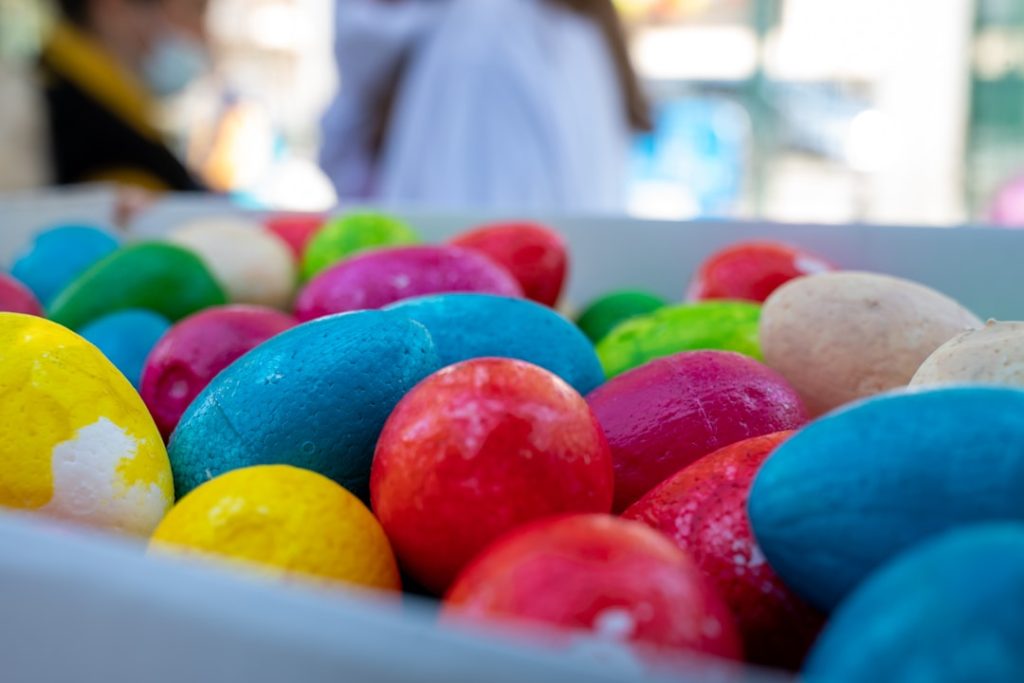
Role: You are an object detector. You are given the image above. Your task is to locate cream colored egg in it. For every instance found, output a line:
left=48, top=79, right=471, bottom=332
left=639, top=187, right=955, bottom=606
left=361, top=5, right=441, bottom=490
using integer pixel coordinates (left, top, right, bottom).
left=169, top=217, right=296, bottom=309
left=911, top=320, right=1024, bottom=388
left=760, top=272, right=982, bottom=416
left=0, top=313, right=173, bottom=535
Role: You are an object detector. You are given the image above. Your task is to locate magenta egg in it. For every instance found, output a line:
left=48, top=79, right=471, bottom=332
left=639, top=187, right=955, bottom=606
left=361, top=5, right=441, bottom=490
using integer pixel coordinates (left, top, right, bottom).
left=140, top=305, right=297, bottom=440
left=293, top=245, right=523, bottom=322
left=0, top=273, right=43, bottom=316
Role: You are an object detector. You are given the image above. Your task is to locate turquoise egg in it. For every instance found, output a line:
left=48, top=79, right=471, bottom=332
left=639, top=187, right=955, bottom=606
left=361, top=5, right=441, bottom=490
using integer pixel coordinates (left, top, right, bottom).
left=748, top=386, right=1024, bottom=610
left=168, top=310, right=441, bottom=500
left=387, top=294, right=605, bottom=395
left=12, top=225, right=119, bottom=305
left=805, top=524, right=1024, bottom=682
left=79, top=309, right=172, bottom=389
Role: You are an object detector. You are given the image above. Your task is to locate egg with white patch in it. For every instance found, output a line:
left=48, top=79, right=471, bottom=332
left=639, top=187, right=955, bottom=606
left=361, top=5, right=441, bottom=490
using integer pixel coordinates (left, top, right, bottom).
left=0, top=313, right=173, bottom=535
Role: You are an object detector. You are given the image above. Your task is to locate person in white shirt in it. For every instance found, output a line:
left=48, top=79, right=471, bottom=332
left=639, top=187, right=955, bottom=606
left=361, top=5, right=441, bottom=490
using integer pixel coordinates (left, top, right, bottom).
left=319, top=0, right=650, bottom=213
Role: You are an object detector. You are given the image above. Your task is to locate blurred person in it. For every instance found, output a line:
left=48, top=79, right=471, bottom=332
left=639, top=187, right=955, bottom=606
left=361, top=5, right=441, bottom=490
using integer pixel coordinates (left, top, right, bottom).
left=37, top=0, right=209, bottom=191
left=320, top=0, right=651, bottom=212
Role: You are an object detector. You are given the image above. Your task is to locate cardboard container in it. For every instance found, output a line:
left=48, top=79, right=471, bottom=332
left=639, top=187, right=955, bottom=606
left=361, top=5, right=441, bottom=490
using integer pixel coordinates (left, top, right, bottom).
left=1, top=190, right=1022, bottom=681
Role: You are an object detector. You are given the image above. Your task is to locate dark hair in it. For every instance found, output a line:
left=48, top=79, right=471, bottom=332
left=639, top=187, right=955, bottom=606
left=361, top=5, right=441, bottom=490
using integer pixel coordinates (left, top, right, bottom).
left=551, top=0, right=652, bottom=132
left=56, top=0, right=89, bottom=25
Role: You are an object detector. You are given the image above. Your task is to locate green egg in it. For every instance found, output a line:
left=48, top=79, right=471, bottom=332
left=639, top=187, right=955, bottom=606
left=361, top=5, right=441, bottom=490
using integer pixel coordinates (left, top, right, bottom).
left=596, top=301, right=762, bottom=378
left=301, top=211, right=420, bottom=281
left=576, top=290, right=667, bottom=344
left=48, top=243, right=227, bottom=330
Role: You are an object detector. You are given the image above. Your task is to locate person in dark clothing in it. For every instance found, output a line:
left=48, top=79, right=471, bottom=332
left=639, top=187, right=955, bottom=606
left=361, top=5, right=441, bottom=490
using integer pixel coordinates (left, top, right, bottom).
left=39, top=0, right=204, bottom=191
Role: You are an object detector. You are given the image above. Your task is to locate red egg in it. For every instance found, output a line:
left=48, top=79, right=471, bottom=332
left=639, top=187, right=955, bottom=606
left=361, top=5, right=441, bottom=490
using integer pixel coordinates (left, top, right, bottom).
left=624, top=432, right=823, bottom=669
left=371, top=358, right=614, bottom=594
left=450, top=222, right=568, bottom=307
left=444, top=514, right=742, bottom=660
left=587, top=351, right=808, bottom=511
left=294, top=245, right=522, bottom=322
left=265, top=214, right=326, bottom=261
left=0, top=273, right=43, bottom=316
left=687, top=241, right=834, bottom=303
left=140, top=305, right=297, bottom=440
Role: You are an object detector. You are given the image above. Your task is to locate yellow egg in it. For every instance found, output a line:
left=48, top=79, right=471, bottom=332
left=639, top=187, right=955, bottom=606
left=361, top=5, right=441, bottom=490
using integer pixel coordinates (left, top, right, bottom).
left=149, top=465, right=401, bottom=591
left=0, top=313, right=173, bottom=534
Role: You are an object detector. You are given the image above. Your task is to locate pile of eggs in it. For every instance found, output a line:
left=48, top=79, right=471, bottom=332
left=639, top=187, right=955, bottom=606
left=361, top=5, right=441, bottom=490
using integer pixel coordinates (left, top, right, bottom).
left=3, top=213, right=1024, bottom=682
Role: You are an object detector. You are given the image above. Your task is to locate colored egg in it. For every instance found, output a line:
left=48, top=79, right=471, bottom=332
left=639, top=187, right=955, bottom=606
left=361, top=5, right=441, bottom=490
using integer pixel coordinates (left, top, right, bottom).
left=301, top=211, right=419, bottom=281
left=443, top=515, right=741, bottom=660
left=0, top=313, right=173, bottom=535
left=150, top=465, right=401, bottom=591
left=168, top=217, right=297, bottom=309
left=575, top=290, right=667, bottom=344
left=0, top=272, right=43, bottom=315
left=805, top=524, right=1024, bottom=683
left=687, top=241, right=834, bottom=303
left=596, top=301, right=762, bottom=379
left=79, top=310, right=172, bottom=389
left=168, top=310, right=441, bottom=500
left=11, top=224, right=119, bottom=305
left=47, top=243, right=227, bottom=330
left=294, top=245, right=523, bottom=322
left=264, top=213, right=326, bottom=260
left=387, top=294, right=605, bottom=395
left=371, top=358, right=614, bottom=593
left=624, top=432, right=823, bottom=669
left=140, top=306, right=297, bottom=440
left=748, top=386, right=1024, bottom=611
left=449, top=222, right=568, bottom=307
left=760, top=272, right=982, bottom=416
left=911, top=320, right=1024, bottom=389
left=588, top=350, right=807, bottom=511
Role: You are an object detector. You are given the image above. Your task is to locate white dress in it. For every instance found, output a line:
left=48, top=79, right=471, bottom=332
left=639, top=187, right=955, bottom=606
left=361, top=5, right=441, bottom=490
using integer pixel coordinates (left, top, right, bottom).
left=320, top=0, right=630, bottom=213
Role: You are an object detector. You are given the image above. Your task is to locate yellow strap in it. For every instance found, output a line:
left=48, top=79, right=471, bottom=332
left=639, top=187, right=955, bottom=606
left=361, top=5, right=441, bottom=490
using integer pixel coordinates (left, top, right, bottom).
left=42, top=21, right=161, bottom=142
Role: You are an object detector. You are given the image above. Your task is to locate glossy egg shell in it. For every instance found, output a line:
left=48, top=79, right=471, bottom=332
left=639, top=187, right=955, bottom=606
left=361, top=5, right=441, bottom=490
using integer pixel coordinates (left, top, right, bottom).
left=140, top=305, right=297, bottom=440
left=588, top=351, right=807, bottom=511
left=687, top=241, right=834, bottom=303
left=371, top=358, right=614, bottom=593
left=168, top=310, right=441, bottom=500
left=911, top=320, right=1024, bottom=389
left=80, top=309, right=172, bottom=389
left=301, top=212, right=419, bottom=281
left=450, top=222, right=568, bottom=307
left=748, top=386, right=1024, bottom=611
left=11, top=225, right=119, bottom=305
left=805, top=524, right=1024, bottom=683
left=264, top=214, right=325, bottom=260
left=444, top=515, right=742, bottom=660
left=596, top=301, right=762, bottom=379
left=294, top=245, right=522, bottom=322
left=387, top=294, right=605, bottom=395
left=624, top=432, right=823, bottom=669
left=47, top=243, right=227, bottom=330
left=0, top=273, right=43, bottom=315
left=0, top=313, right=172, bottom=535
left=575, top=290, right=667, bottom=344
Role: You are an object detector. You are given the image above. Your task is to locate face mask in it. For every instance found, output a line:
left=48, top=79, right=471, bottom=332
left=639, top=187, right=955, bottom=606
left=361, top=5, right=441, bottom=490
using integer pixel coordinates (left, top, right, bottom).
left=143, top=32, right=210, bottom=97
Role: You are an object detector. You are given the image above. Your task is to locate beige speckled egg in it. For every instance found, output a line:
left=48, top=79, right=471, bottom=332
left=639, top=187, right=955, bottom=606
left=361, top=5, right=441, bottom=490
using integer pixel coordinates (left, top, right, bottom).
left=911, top=320, right=1024, bottom=388
left=760, top=272, right=982, bottom=416
left=169, top=217, right=296, bottom=309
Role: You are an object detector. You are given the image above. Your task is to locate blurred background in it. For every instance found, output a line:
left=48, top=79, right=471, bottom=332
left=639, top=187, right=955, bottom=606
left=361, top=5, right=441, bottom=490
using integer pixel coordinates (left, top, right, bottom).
left=1, top=0, right=1021, bottom=225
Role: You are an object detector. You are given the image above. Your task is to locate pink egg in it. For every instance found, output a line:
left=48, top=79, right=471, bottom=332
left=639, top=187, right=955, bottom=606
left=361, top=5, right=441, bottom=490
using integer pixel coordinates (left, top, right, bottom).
left=293, top=245, right=523, bottom=322
left=140, top=305, right=297, bottom=440
left=0, top=273, right=43, bottom=316
left=587, top=350, right=808, bottom=512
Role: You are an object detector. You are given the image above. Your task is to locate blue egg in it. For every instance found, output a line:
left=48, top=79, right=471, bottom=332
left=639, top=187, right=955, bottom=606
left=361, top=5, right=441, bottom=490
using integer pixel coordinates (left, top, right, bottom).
left=12, top=225, right=120, bottom=306
left=168, top=310, right=441, bottom=500
left=79, top=310, right=172, bottom=389
left=748, top=386, right=1024, bottom=611
left=387, top=294, right=605, bottom=395
left=805, top=524, right=1024, bottom=683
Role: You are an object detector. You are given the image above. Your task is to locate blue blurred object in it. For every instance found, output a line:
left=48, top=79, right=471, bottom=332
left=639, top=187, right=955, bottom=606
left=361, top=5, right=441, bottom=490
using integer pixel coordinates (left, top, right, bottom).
left=12, top=225, right=120, bottom=306
left=629, top=96, right=750, bottom=216
left=79, top=310, right=172, bottom=389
